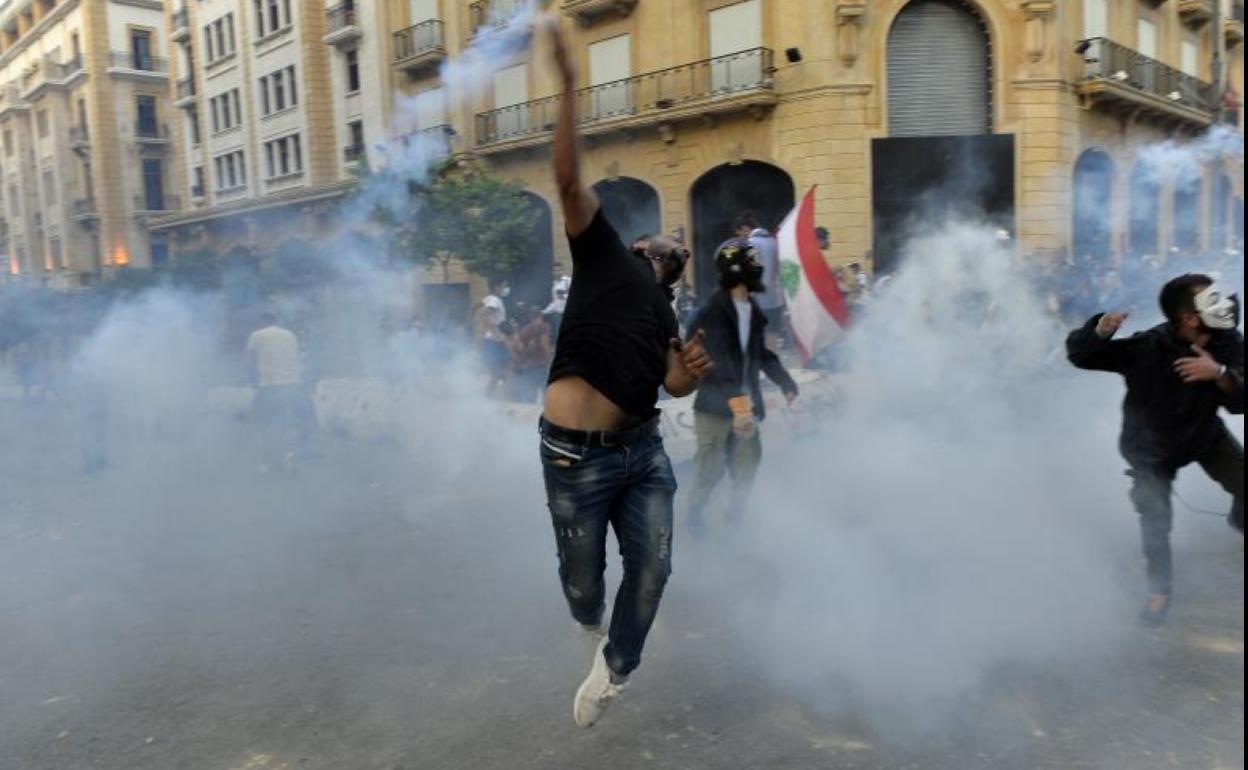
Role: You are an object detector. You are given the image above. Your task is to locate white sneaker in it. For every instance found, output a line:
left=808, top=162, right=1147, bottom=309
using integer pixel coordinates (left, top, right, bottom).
left=576, top=622, right=606, bottom=651
left=573, top=637, right=627, bottom=728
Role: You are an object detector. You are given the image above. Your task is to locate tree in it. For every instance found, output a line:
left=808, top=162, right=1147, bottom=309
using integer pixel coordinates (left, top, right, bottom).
left=395, top=169, right=540, bottom=286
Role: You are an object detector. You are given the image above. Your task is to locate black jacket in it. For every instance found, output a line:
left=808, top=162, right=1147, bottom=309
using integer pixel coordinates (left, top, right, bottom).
left=1066, top=315, right=1245, bottom=467
left=687, top=290, right=798, bottom=420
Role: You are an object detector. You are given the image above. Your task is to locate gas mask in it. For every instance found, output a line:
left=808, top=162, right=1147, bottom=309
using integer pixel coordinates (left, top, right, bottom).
left=1194, top=284, right=1240, bottom=330
left=716, top=240, right=764, bottom=293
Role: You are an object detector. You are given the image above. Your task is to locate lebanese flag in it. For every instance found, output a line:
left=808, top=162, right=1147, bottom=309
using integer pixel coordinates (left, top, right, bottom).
left=776, top=186, right=850, bottom=363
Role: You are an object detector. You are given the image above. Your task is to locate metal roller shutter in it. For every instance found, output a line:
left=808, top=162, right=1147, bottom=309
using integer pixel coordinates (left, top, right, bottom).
left=887, top=0, right=991, bottom=137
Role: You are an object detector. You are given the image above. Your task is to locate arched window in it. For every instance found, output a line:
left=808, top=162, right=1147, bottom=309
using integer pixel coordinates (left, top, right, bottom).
left=689, top=161, right=794, bottom=301
left=591, top=177, right=661, bottom=247
left=1072, top=149, right=1114, bottom=266
left=888, top=0, right=991, bottom=137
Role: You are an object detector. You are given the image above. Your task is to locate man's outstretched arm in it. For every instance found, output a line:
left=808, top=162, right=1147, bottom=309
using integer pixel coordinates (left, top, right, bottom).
left=546, top=16, right=598, bottom=238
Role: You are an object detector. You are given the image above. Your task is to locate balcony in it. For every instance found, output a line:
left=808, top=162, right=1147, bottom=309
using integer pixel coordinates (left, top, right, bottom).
left=69, top=124, right=90, bottom=153
left=1177, top=0, right=1213, bottom=26
left=1227, top=1, right=1245, bottom=46
left=324, top=4, right=362, bottom=46
left=72, top=198, right=99, bottom=222
left=469, top=0, right=525, bottom=35
left=475, top=48, right=777, bottom=153
left=190, top=183, right=205, bottom=199
left=175, top=76, right=196, bottom=108
left=107, top=52, right=170, bottom=81
left=1076, top=38, right=1213, bottom=127
left=0, top=85, right=30, bottom=119
left=170, top=7, right=190, bottom=43
left=133, top=194, right=180, bottom=213
left=397, top=123, right=455, bottom=157
left=561, top=0, right=638, bottom=26
left=134, top=122, right=172, bottom=145
left=343, top=143, right=364, bottom=163
left=393, top=19, right=446, bottom=74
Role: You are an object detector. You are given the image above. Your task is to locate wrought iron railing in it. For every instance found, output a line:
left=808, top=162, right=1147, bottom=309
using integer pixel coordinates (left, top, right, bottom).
left=135, top=122, right=170, bottom=140
left=110, top=51, right=170, bottom=73
left=343, top=144, right=364, bottom=161
left=398, top=124, right=454, bottom=155
left=172, top=7, right=189, bottom=30
left=176, top=76, right=196, bottom=100
left=1078, top=37, right=1212, bottom=111
left=69, top=125, right=89, bottom=143
left=191, top=183, right=204, bottom=198
left=393, top=19, right=445, bottom=61
left=72, top=198, right=98, bottom=216
left=326, top=3, right=359, bottom=34
left=476, top=48, right=774, bottom=145
left=134, top=194, right=180, bottom=211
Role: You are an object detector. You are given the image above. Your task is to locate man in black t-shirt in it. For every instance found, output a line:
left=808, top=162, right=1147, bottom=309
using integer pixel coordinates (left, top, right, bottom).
left=538, top=16, right=712, bottom=729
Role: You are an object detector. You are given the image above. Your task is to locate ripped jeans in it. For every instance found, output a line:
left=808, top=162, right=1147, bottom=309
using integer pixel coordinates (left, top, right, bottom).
left=540, top=418, right=676, bottom=678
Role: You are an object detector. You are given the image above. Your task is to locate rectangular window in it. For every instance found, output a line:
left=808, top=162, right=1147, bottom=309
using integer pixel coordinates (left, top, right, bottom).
left=273, top=72, right=285, bottom=111
left=203, top=26, right=214, bottom=62
left=136, top=95, right=158, bottom=136
left=259, top=76, right=271, bottom=115
left=287, top=66, right=297, bottom=105
left=493, top=63, right=529, bottom=136
left=2, top=130, right=10, bottom=156
left=215, top=20, right=226, bottom=59
left=131, top=29, right=153, bottom=70
left=346, top=49, right=360, bottom=92
left=265, top=142, right=275, bottom=178
left=43, top=170, right=56, bottom=205
left=210, top=97, right=220, bottom=132
left=231, top=90, right=241, bottom=125
left=142, top=158, right=163, bottom=210
left=188, top=106, right=201, bottom=144
left=410, top=0, right=437, bottom=23
left=268, top=0, right=280, bottom=33
left=283, top=0, right=292, bottom=27
left=36, top=109, right=49, bottom=138
left=1083, top=0, right=1107, bottom=39
left=709, top=0, right=762, bottom=90
left=588, top=35, right=631, bottom=117
left=226, top=13, right=236, bottom=53
left=193, top=166, right=205, bottom=196
left=1181, top=37, right=1199, bottom=78
left=1137, top=18, right=1157, bottom=59
left=254, top=0, right=265, bottom=37
left=349, top=119, right=364, bottom=149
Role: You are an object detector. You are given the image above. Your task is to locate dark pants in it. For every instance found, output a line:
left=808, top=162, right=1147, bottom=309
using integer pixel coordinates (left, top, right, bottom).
left=1127, top=431, right=1245, bottom=596
left=687, top=411, right=762, bottom=528
left=540, top=419, right=676, bottom=678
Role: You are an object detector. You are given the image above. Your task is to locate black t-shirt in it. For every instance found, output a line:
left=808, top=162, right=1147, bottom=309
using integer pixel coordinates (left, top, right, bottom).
left=547, top=209, right=679, bottom=418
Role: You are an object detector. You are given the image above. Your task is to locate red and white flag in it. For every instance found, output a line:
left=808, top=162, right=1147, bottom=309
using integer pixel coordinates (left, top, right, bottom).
left=776, top=186, right=850, bottom=363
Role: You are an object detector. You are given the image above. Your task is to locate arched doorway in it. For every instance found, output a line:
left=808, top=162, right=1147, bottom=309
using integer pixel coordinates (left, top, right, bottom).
left=689, top=161, right=794, bottom=301
left=1172, top=169, right=1202, bottom=254
left=1072, top=149, right=1114, bottom=267
left=512, top=191, right=554, bottom=312
left=592, top=177, right=661, bottom=246
left=1128, top=162, right=1161, bottom=258
left=874, top=0, right=1010, bottom=273
left=887, top=0, right=992, bottom=138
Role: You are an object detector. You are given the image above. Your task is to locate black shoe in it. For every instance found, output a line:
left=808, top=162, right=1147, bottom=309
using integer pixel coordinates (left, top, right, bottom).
left=1138, top=594, right=1170, bottom=628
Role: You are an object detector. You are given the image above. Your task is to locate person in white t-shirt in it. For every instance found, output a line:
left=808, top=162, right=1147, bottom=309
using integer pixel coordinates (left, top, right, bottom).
left=246, top=312, right=306, bottom=474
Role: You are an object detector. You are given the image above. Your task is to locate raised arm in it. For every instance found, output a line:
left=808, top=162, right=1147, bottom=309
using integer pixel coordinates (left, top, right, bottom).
left=545, top=16, right=598, bottom=238
left=1066, top=311, right=1139, bottom=374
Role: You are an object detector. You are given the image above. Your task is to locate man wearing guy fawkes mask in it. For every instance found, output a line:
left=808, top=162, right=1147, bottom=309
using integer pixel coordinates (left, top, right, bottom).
left=1068, top=273, right=1244, bottom=627
left=684, top=239, right=799, bottom=537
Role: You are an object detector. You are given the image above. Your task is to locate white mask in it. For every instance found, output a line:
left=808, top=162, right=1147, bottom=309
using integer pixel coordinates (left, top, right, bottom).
left=1194, top=284, right=1240, bottom=330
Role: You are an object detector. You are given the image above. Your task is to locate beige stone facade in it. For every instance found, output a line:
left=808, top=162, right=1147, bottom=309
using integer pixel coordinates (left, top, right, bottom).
left=0, top=0, right=173, bottom=285
left=24, top=0, right=1240, bottom=305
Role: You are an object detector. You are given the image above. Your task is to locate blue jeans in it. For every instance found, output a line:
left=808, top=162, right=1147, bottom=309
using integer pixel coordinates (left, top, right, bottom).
left=540, top=420, right=677, bottom=677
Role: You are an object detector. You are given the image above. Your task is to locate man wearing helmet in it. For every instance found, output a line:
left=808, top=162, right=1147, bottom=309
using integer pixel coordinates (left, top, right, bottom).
left=685, top=240, right=799, bottom=537
left=537, top=16, right=712, bottom=728
left=1067, top=273, right=1244, bottom=626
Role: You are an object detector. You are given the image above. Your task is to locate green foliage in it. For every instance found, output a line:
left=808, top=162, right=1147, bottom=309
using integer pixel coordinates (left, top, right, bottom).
left=394, top=169, right=540, bottom=284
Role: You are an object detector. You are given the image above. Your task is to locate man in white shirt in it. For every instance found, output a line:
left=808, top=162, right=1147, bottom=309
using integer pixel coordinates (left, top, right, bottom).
left=246, top=312, right=305, bottom=473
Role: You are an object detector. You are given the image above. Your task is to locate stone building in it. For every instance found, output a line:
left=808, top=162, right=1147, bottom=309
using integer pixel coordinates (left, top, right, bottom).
left=0, top=0, right=174, bottom=285
left=80, top=0, right=1245, bottom=321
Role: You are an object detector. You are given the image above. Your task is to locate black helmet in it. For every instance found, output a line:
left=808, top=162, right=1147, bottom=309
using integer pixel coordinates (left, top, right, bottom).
left=716, top=238, right=764, bottom=292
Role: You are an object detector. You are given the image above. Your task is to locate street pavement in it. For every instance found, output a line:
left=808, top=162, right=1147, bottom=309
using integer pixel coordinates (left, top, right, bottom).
left=0, top=398, right=1242, bottom=770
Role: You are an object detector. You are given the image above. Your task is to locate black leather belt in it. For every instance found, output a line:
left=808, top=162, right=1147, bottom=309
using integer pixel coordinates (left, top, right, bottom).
left=539, top=416, right=659, bottom=448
